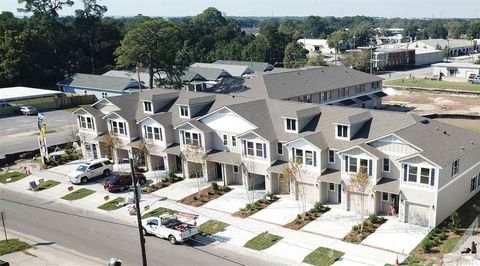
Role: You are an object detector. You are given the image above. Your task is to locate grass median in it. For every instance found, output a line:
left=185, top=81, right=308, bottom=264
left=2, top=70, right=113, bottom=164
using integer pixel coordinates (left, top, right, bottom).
left=0, top=239, right=31, bottom=256
left=244, top=232, right=282, bottom=250
left=98, top=197, right=125, bottom=211
left=303, top=247, right=344, bottom=266
left=198, top=220, right=229, bottom=235
left=141, top=207, right=177, bottom=219
left=61, top=188, right=95, bottom=201
left=33, top=180, right=60, bottom=191
left=385, top=78, right=480, bottom=91
left=0, top=172, right=28, bottom=184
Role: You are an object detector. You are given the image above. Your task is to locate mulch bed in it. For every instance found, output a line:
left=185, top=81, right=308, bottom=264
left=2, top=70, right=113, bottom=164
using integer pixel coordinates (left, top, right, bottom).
left=142, top=176, right=183, bottom=194
left=343, top=215, right=386, bottom=244
left=179, top=185, right=231, bottom=207
left=283, top=204, right=330, bottom=230
left=233, top=196, right=279, bottom=218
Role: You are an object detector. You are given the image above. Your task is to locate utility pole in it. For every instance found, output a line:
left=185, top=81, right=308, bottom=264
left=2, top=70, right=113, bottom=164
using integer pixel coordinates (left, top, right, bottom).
left=130, top=158, right=147, bottom=266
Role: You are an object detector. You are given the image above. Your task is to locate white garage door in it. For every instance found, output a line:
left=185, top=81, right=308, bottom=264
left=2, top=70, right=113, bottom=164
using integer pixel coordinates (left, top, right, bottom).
left=298, top=183, right=315, bottom=203
left=348, top=192, right=369, bottom=215
left=407, top=203, right=430, bottom=226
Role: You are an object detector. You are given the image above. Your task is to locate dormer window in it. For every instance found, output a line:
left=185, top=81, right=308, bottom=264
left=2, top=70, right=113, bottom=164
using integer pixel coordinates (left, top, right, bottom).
left=179, top=106, right=190, bottom=118
left=336, top=125, right=349, bottom=140
left=285, top=118, right=297, bottom=132
left=143, top=101, right=152, bottom=113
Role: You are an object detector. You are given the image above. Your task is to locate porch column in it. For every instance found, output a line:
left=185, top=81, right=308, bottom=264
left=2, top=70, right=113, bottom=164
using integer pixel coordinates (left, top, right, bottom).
left=163, top=155, right=169, bottom=173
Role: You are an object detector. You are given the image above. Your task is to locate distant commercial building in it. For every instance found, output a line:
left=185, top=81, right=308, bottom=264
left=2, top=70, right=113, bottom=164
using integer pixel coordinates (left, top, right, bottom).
left=373, top=48, right=415, bottom=69
left=432, top=63, right=480, bottom=78
left=297, top=39, right=336, bottom=57
left=411, top=39, right=476, bottom=57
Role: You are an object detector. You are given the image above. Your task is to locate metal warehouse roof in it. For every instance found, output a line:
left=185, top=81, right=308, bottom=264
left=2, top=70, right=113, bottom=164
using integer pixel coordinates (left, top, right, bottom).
left=0, top=86, right=64, bottom=102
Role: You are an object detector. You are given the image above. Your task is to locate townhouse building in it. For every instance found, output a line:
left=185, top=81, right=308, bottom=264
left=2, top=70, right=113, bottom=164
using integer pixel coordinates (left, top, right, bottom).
left=239, top=66, right=386, bottom=109
left=74, top=88, right=480, bottom=228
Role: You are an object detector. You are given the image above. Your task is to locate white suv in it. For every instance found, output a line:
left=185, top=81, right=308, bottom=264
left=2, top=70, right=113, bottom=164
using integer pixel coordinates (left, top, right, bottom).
left=67, top=158, right=113, bottom=184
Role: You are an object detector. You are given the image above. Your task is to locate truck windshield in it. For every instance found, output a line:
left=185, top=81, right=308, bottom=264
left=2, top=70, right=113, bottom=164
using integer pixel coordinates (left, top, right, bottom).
left=76, top=165, right=88, bottom=172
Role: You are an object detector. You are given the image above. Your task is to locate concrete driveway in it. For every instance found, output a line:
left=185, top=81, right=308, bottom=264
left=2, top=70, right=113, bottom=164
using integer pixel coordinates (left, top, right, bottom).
left=152, top=178, right=211, bottom=201
left=203, top=185, right=265, bottom=214
left=361, top=218, right=430, bottom=254
left=300, top=208, right=361, bottom=239
left=250, top=196, right=313, bottom=225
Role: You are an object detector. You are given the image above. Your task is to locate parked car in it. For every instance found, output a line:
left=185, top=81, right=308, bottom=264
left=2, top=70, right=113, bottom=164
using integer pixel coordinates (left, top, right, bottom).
left=468, top=73, right=477, bottom=81
left=103, top=172, right=146, bottom=192
left=470, top=75, right=480, bottom=84
left=18, top=106, right=38, bottom=115
left=430, top=74, right=441, bottom=81
left=67, top=158, right=113, bottom=184
left=141, top=214, right=199, bottom=244
left=0, top=102, right=11, bottom=108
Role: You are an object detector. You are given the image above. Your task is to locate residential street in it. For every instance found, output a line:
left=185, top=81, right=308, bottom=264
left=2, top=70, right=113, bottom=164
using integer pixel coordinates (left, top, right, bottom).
left=0, top=188, right=287, bottom=266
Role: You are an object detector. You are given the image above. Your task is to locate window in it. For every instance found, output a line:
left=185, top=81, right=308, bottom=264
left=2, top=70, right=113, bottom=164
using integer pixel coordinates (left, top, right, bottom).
left=78, top=116, right=95, bottom=130
left=295, top=149, right=303, bottom=164
left=286, top=118, right=297, bottom=132
left=255, top=143, right=264, bottom=157
left=337, top=125, right=348, bottom=139
left=179, top=106, right=189, bottom=118
left=223, top=134, right=228, bottom=146
left=232, top=136, right=236, bottom=147
left=349, top=157, right=357, bottom=173
left=452, top=159, right=460, bottom=177
left=277, top=142, right=283, bottom=155
left=408, top=166, right=418, bottom=182
left=382, top=192, right=389, bottom=202
left=111, top=121, right=126, bottom=135
left=247, top=142, right=254, bottom=156
left=383, top=158, right=390, bottom=172
left=144, top=126, right=162, bottom=141
left=359, top=159, right=368, bottom=173
left=184, top=131, right=201, bottom=146
left=305, top=151, right=313, bottom=166
left=471, top=175, right=478, bottom=193
left=420, top=168, right=430, bottom=184
left=143, top=102, right=152, bottom=113
left=328, top=150, right=335, bottom=163
left=233, top=165, right=239, bottom=173
left=329, top=183, right=335, bottom=191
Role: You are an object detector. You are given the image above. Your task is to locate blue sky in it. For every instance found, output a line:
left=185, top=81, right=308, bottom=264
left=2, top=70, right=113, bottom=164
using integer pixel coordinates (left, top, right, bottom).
left=1, top=0, right=479, bottom=18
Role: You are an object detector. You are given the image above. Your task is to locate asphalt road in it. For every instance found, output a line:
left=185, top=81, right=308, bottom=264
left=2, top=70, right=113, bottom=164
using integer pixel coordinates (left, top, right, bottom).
left=0, top=109, right=76, bottom=137
left=0, top=188, right=287, bottom=266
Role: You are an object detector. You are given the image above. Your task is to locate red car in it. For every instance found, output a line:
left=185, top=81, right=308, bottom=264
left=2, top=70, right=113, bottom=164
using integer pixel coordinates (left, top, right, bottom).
left=103, top=173, right=147, bottom=192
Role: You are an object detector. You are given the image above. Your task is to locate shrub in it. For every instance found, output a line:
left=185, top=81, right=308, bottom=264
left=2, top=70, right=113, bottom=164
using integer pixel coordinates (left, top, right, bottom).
left=369, top=214, right=379, bottom=224
left=313, top=202, right=323, bottom=212
left=433, top=228, right=441, bottom=235
left=441, top=227, right=447, bottom=234
left=422, top=239, right=432, bottom=253
left=212, top=182, right=220, bottom=194
left=254, top=201, right=261, bottom=207
left=297, top=214, right=302, bottom=220
left=439, top=232, right=447, bottom=240
left=168, top=171, right=175, bottom=181
left=352, top=225, right=358, bottom=231
left=246, top=203, right=253, bottom=211
left=294, top=218, right=301, bottom=224
left=448, top=212, right=460, bottom=233
left=308, top=215, right=316, bottom=221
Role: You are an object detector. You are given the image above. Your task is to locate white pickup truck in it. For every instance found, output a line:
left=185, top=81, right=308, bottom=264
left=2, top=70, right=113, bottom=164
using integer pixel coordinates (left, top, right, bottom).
left=141, top=213, right=199, bottom=244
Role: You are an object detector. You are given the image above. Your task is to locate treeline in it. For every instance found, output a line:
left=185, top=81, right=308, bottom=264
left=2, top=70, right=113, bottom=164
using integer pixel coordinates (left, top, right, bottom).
left=1, top=0, right=480, bottom=88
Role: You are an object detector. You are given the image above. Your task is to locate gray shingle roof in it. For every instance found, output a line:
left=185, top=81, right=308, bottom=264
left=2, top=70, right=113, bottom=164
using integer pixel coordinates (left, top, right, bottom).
left=190, top=63, right=252, bottom=77
left=241, top=66, right=383, bottom=100
left=58, top=73, right=143, bottom=92
left=182, top=67, right=232, bottom=82
left=213, top=60, right=274, bottom=73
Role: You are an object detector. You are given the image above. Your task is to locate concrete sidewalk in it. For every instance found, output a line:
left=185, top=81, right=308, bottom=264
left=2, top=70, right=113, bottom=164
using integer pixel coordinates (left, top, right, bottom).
left=0, top=230, right=106, bottom=266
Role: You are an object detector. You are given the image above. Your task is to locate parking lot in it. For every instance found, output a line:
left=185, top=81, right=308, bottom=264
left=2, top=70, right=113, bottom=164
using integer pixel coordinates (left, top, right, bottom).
left=0, top=109, right=75, bottom=137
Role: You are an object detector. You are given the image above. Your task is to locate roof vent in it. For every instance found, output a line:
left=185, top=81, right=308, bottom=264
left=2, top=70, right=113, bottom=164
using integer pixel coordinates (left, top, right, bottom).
left=435, top=127, right=439, bottom=130
left=232, top=95, right=235, bottom=98
left=443, top=131, right=449, bottom=136
left=461, top=147, right=465, bottom=151
left=472, top=141, right=475, bottom=145
left=420, top=118, right=430, bottom=124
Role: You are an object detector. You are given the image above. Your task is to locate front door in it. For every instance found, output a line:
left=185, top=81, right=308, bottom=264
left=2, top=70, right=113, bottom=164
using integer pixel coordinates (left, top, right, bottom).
left=215, top=163, right=222, bottom=180
left=175, top=156, right=182, bottom=172
left=92, top=144, right=98, bottom=159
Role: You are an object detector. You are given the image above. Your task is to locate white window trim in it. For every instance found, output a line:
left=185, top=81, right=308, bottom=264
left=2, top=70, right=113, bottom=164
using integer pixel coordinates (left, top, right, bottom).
left=335, top=124, right=350, bottom=140
left=143, top=101, right=153, bottom=114
left=284, top=118, right=298, bottom=133
left=179, top=105, right=190, bottom=118
left=402, top=163, right=436, bottom=188
left=144, top=125, right=163, bottom=141
left=181, top=130, right=202, bottom=147
left=277, top=142, right=284, bottom=155
left=382, top=192, right=389, bottom=202
left=244, top=140, right=267, bottom=160
left=222, top=134, right=228, bottom=146
left=452, top=159, right=460, bottom=177
left=345, top=156, right=371, bottom=174
left=329, top=183, right=335, bottom=192
left=383, top=158, right=390, bottom=172
left=78, top=115, right=95, bottom=131
left=233, top=165, right=239, bottom=173
left=328, top=149, right=336, bottom=164
left=109, top=119, right=128, bottom=136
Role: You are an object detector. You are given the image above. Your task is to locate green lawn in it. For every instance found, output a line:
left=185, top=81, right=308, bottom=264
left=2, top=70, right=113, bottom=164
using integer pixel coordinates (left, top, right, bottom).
left=440, top=235, right=461, bottom=253
left=61, top=105, right=82, bottom=113
left=198, top=220, right=229, bottom=235
left=141, top=207, right=177, bottom=219
left=244, top=232, right=283, bottom=250
left=303, top=247, right=344, bottom=266
left=61, top=188, right=95, bottom=201
left=385, top=78, right=480, bottom=91
left=33, top=180, right=60, bottom=191
left=98, top=197, right=125, bottom=211
left=0, top=172, right=28, bottom=183
left=0, top=239, right=31, bottom=256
